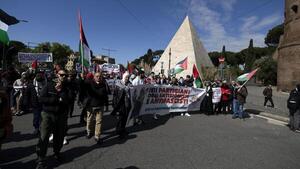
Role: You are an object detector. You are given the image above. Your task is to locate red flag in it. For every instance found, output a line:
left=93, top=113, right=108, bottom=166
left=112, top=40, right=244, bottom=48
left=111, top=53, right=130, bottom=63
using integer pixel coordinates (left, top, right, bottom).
left=246, top=68, right=259, bottom=80
left=192, top=64, right=199, bottom=78
left=31, top=60, right=38, bottom=69
left=127, top=62, right=134, bottom=74
left=193, top=64, right=203, bottom=88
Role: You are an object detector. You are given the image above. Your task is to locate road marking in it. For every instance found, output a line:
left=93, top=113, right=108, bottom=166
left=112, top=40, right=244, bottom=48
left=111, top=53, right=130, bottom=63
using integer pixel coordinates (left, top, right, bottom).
left=254, top=115, right=288, bottom=126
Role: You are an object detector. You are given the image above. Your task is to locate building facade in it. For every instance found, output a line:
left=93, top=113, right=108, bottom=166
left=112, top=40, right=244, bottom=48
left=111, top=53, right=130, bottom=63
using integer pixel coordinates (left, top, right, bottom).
left=277, top=0, right=300, bottom=91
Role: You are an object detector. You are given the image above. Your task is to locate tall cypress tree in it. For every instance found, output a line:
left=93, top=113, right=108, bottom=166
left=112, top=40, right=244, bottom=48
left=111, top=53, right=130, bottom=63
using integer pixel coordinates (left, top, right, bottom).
left=245, top=39, right=255, bottom=72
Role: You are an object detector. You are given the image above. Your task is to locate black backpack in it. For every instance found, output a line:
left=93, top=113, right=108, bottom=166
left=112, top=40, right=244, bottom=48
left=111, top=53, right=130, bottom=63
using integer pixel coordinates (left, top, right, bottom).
left=287, top=89, right=300, bottom=113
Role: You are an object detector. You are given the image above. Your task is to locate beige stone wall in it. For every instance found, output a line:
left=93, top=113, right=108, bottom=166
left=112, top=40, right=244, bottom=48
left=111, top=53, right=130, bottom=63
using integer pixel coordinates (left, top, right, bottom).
left=277, top=0, right=300, bottom=91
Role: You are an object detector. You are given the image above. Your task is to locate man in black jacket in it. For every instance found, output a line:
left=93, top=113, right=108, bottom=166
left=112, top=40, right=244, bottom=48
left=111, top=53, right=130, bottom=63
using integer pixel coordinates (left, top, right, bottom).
left=86, top=72, right=108, bottom=144
left=263, top=85, right=274, bottom=108
left=36, top=70, right=70, bottom=169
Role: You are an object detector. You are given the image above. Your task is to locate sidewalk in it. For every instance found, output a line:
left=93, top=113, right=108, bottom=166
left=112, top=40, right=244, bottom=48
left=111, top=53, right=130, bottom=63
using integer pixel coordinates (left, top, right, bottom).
left=244, top=86, right=289, bottom=123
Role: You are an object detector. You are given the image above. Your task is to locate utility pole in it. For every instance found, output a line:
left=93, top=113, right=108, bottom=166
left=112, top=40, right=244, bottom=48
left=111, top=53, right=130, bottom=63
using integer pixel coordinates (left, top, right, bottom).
left=168, top=48, right=171, bottom=77
left=27, top=42, right=39, bottom=49
left=102, top=48, right=117, bottom=57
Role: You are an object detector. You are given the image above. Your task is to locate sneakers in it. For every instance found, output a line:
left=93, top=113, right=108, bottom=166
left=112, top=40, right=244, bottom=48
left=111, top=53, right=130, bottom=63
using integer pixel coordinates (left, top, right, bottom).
left=49, top=134, right=53, bottom=142
left=63, top=137, right=68, bottom=145
left=86, top=133, right=92, bottom=139
left=295, top=130, right=300, bottom=133
left=185, top=113, right=191, bottom=117
left=181, top=113, right=191, bottom=117
left=95, top=137, right=102, bottom=145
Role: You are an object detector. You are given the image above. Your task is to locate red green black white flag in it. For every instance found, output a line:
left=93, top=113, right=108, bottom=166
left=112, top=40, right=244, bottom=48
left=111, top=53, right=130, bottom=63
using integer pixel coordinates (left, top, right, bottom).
left=174, top=57, right=188, bottom=74
left=78, top=11, right=91, bottom=69
left=193, top=64, right=203, bottom=88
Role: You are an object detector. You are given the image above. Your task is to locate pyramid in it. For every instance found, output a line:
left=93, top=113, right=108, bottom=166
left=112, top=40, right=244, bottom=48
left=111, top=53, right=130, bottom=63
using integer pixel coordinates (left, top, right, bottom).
left=152, top=16, right=214, bottom=78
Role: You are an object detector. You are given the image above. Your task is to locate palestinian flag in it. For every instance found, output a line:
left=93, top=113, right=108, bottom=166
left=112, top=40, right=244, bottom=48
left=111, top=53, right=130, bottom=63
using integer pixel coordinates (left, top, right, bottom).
left=78, top=12, right=91, bottom=69
left=193, top=64, right=203, bottom=88
left=174, top=57, right=188, bottom=74
left=0, top=9, right=20, bottom=45
left=127, top=61, right=135, bottom=74
left=237, top=68, right=259, bottom=82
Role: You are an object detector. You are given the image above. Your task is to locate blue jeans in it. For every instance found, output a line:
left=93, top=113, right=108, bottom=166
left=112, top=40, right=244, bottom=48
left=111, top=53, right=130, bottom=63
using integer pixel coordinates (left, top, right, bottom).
left=232, top=99, right=238, bottom=117
left=237, top=101, right=244, bottom=118
left=33, top=107, right=42, bottom=129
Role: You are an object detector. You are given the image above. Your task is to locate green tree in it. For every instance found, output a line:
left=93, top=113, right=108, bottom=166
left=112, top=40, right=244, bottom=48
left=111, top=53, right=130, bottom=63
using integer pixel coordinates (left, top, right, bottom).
left=255, top=56, right=277, bottom=85
left=33, top=42, right=73, bottom=66
left=244, top=39, right=256, bottom=72
left=51, top=42, right=73, bottom=66
left=208, top=51, right=220, bottom=67
left=265, top=23, right=284, bottom=47
left=132, top=49, right=163, bottom=67
left=33, top=42, right=51, bottom=53
left=5, top=41, right=29, bottom=68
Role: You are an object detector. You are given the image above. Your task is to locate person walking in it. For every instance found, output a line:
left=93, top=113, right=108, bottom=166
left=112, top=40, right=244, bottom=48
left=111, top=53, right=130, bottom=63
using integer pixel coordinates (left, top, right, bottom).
left=32, top=72, right=47, bottom=135
left=287, top=84, right=300, bottom=132
left=263, top=85, right=274, bottom=108
left=86, top=72, right=108, bottom=144
left=111, top=72, right=132, bottom=139
left=66, top=71, right=78, bottom=118
left=36, top=70, right=70, bottom=169
left=0, top=87, right=13, bottom=150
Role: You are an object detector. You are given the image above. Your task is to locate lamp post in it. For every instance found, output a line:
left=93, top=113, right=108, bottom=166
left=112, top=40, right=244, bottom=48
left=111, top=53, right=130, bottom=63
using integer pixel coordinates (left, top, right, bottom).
left=161, top=61, right=164, bottom=74
left=168, top=48, right=171, bottom=77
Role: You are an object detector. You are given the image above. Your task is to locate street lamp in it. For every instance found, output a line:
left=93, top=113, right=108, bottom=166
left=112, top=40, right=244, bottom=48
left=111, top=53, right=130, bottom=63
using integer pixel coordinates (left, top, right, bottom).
left=161, top=61, right=164, bottom=74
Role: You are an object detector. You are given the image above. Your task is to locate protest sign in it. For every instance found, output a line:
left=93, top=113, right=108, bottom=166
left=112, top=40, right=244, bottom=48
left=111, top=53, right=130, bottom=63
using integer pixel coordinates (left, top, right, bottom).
left=128, top=84, right=206, bottom=119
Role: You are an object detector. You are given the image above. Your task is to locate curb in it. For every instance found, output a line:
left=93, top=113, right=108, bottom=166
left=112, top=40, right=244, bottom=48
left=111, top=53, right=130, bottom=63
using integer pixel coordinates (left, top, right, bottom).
left=246, top=109, right=289, bottom=123
left=259, top=112, right=289, bottom=123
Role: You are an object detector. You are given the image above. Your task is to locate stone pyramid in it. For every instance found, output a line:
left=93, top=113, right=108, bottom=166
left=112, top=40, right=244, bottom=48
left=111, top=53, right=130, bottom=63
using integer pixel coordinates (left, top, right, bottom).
left=152, top=16, right=214, bottom=78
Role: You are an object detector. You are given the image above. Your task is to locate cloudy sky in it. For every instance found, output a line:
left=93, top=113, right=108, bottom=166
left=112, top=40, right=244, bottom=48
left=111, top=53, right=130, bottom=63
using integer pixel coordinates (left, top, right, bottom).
left=2, top=0, right=283, bottom=64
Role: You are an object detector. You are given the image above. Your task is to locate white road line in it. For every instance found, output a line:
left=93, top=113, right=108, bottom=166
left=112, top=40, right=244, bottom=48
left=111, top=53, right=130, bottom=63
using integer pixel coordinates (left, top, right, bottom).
left=253, top=114, right=288, bottom=126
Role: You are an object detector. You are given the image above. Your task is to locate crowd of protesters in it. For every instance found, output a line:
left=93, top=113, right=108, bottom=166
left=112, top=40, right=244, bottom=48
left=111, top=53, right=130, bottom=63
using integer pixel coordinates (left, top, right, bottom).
left=0, top=66, right=300, bottom=169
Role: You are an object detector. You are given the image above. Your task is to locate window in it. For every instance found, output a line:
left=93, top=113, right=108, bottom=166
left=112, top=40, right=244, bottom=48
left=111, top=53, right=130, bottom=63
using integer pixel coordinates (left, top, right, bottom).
left=291, top=5, right=298, bottom=14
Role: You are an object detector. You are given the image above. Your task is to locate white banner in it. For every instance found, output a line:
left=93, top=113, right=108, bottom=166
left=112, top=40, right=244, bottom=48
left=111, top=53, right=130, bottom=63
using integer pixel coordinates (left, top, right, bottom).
left=18, top=52, right=53, bottom=63
left=212, top=87, right=221, bottom=103
left=129, top=84, right=206, bottom=118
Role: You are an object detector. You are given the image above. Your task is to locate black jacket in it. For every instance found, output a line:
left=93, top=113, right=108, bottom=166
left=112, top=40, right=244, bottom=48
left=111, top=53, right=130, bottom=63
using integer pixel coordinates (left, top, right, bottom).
left=22, top=83, right=39, bottom=109
left=87, top=80, right=108, bottom=108
left=39, top=81, right=70, bottom=113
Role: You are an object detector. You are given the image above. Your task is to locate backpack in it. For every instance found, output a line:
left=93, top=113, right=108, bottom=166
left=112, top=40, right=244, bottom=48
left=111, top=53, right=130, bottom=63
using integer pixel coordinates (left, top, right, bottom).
left=287, top=89, right=300, bottom=113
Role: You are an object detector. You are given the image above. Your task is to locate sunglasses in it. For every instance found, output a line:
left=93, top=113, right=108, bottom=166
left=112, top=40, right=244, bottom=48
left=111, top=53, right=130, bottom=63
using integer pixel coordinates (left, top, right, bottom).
left=59, top=74, right=66, bottom=77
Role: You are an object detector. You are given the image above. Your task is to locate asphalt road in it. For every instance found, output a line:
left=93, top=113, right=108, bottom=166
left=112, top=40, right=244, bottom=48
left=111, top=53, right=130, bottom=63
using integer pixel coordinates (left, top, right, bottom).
left=1, top=104, right=300, bottom=169
left=244, top=86, right=289, bottom=117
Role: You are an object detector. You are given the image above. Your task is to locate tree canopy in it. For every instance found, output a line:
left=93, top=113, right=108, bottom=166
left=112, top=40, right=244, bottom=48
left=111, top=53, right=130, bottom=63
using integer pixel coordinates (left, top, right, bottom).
left=264, top=23, right=284, bottom=47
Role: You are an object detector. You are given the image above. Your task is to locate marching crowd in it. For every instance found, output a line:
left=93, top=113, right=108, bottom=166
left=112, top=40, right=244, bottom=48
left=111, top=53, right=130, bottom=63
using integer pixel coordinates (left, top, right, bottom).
left=0, top=66, right=300, bottom=169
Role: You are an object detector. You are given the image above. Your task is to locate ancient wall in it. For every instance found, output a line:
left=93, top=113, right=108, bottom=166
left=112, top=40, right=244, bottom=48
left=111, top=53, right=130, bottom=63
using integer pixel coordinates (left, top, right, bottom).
left=277, top=0, right=300, bottom=91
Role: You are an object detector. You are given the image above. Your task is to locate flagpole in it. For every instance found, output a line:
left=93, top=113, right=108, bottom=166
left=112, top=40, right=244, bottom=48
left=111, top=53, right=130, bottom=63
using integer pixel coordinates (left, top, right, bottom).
left=81, top=41, right=84, bottom=73
left=2, top=45, right=5, bottom=70
left=238, top=68, right=259, bottom=91
left=238, top=78, right=250, bottom=91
